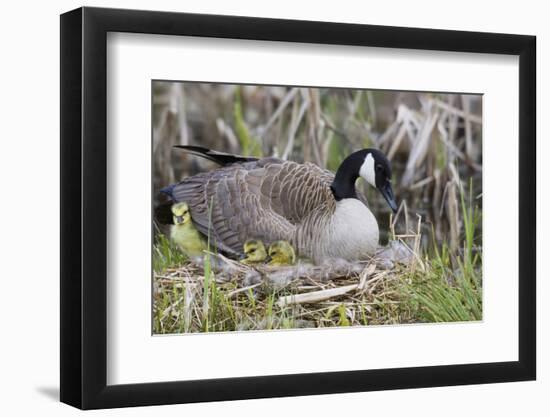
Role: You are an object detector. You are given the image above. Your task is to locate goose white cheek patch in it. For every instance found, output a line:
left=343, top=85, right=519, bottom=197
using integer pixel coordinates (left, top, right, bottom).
left=359, top=153, right=376, bottom=187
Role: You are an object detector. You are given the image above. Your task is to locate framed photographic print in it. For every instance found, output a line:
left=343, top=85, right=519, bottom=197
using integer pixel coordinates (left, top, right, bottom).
left=60, top=6, right=536, bottom=409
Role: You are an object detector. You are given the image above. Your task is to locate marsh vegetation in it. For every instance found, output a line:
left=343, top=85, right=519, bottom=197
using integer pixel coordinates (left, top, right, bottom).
left=152, top=82, right=482, bottom=333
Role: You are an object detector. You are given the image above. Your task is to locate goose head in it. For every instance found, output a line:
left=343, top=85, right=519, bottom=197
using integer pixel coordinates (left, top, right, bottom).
left=267, top=240, right=297, bottom=266
left=240, top=239, right=268, bottom=264
left=331, top=149, right=398, bottom=213
left=171, top=202, right=191, bottom=225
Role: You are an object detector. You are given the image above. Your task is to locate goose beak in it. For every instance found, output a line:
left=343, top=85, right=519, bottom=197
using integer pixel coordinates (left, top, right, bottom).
left=379, top=181, right=398, bottom=213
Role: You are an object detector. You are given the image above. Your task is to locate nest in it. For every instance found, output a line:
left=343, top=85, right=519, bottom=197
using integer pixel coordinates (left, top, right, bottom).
left=153, top=233, right=421, bottom=333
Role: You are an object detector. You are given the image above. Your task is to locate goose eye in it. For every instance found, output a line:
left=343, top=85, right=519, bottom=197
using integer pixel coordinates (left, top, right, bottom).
left=376, top=164, right=383, bottom=173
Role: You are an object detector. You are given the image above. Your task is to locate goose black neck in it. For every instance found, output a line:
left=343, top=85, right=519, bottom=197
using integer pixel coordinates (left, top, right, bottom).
left=330, top=150, right=368, bottom=201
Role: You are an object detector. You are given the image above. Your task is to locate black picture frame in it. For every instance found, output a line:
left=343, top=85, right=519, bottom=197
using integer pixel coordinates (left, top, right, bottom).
left=60, top=6, right=536, bottom=410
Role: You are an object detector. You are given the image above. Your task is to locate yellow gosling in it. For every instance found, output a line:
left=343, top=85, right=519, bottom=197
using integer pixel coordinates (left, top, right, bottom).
left=170, top=202, right=207, bottom=259
left=267, top=240, right=296, bottom=266
left=240, top=239, right=268, bottom=265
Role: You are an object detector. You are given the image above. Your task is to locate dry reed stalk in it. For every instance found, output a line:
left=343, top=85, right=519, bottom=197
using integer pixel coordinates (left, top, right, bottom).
left=412, top=214, right=426, bottom=272
left=366, top=91, right=377, bottom=127
left=277, top=284, right=359, bottom=307
left=304, top=88, right=323, bottom=167
left=387, top=122, right=408, bottom=160
left=401, top=108, right=439, bottom=187
left=447, top=181, right=460, bottom=253
left=404, top=200, right=410, bottom=235
left=347, top=90, right=363, bottom=121
left=378, top=119, right=400, bottom=147
left=433, top=98, right=482, bottom=124
left=410, top=176, right=434, bottom=190
left=153, top=107, right=177, bottom=186
left=183, top=281, right=195, bottom=332
left=461, top=95, right=474, bottom=160
left=172, top=83, right=189, bottom=147
left=282, top=93, right=309, bottom=159
left=216, top=118, right=240, bottom=150
left=260, top=87, right=298, bottom=140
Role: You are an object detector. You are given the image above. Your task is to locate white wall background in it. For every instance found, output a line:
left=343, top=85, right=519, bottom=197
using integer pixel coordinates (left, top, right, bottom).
left=0, top=0, right=545, bottom=415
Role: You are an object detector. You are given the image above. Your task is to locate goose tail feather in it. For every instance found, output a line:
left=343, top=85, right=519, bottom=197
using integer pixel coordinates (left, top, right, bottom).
left=173, top=145, right=258, bottom=166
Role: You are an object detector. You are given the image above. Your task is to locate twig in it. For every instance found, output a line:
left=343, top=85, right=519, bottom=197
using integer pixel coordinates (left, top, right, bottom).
left=227, top=283, right=262, bottom=297
left=277, top=284, right=358, bottom=307
left=358, top=263, right=377, bottom=291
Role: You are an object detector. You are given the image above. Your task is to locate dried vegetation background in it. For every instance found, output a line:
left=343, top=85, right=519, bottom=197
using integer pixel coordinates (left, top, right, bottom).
left=152, top=82, right=483, bottom=333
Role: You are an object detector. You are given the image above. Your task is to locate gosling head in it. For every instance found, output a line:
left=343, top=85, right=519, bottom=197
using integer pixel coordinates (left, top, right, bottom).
left=171, top=202, right=191, bottom=225
left=267, top=240, right=296, bottom=266
left=240, top=239, right=268, bottom=264
left=331, top=148, right=398, bottom=213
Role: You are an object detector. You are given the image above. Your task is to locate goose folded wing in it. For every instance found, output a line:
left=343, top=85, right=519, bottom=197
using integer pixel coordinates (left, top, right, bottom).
left=168, top=163, right=295, bottom=255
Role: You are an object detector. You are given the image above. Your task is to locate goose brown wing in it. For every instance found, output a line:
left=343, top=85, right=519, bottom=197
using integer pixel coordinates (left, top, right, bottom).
left=167, top=159, right=335, bottom=255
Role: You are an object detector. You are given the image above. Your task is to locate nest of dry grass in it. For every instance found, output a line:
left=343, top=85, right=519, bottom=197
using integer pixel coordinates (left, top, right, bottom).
left=153, top=228, right=429, bottom=333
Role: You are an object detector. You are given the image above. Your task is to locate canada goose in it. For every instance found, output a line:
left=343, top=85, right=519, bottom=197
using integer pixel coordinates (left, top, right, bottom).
left=170, top=202, right=208, bottom=259
left=268, top=240, right=297, bottom=266
left=240, top=239, right=268, bottom=265
left=161, top=146, right=397, bottom=264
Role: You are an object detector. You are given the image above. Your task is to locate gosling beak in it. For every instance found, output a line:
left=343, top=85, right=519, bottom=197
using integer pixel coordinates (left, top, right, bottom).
left=175, top=215, right=184, bottom=224
left=238, top=253, right=247, bottom=261
left=379, top=180, right=398, bottom=213
left=265, top=255, right=273, bottom=263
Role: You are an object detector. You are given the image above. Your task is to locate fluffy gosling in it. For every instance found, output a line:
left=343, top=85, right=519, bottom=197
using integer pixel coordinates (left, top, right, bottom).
left=240, top=239, right=268, bottom=265
left=170, top=202, right=207, bottom=259
left=241, top=239, right=296, bottom=266
left=267, top=240, right=296, bottom=266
